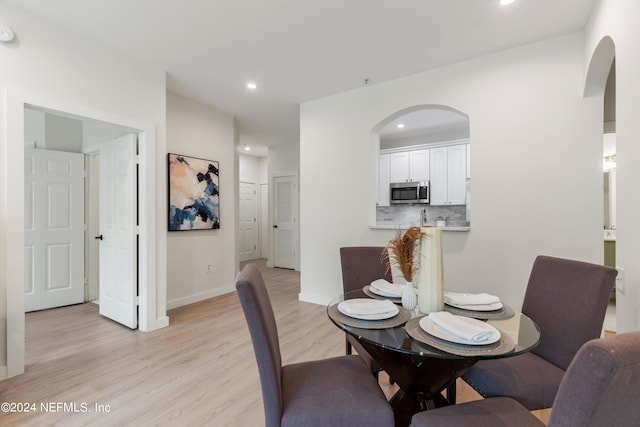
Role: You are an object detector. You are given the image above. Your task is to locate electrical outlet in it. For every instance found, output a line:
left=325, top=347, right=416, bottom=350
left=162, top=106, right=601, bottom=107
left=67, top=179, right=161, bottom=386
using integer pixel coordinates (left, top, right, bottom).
left=616, top=266, right=624, bottom=293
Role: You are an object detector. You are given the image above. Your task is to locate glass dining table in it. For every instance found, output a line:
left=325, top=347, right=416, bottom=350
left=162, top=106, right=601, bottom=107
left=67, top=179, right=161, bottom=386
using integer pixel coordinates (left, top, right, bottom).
left=327, top=288, right=541, bottom=427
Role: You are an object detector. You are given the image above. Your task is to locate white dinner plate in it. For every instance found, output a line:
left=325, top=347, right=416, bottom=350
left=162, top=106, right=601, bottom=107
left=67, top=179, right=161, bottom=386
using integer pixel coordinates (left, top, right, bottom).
left=419, top=316, right=501, bottom=346
left=337, top=300, right=399, bottom=320
left=368, top=285, right=402, bottom=298
left=444, top=301, right=504, bottom=312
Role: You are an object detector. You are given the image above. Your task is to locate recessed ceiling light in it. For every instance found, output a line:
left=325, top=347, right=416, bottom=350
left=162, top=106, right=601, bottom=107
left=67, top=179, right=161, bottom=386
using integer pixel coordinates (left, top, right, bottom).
left=0, top=23, right=14, bottom=42
left=247, top=82, right=257, bottom=90
left=500, top=0, right=515, bottom=5
left=397, top=123, right=405, bottom=129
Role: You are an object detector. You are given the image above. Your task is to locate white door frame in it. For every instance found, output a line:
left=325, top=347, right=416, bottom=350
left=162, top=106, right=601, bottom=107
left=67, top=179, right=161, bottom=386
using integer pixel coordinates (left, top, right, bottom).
left=259, top=183, right=269, bottom=259
left=2, top=88, right=168, bottom=379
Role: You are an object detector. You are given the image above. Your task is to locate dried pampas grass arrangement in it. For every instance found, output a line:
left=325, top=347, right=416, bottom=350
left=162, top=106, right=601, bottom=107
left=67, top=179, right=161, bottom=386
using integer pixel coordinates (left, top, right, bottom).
left=382, top=226, right=425, bottom=282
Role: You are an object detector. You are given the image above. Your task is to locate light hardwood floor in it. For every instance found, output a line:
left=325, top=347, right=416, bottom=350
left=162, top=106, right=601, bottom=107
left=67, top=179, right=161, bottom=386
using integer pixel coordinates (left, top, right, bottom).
left=0, top=260, right=548, bottom=426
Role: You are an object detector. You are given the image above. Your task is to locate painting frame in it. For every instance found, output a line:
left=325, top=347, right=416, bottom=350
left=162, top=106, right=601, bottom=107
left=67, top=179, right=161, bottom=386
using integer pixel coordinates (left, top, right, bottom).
left=167, top=153, right=220, bottom=231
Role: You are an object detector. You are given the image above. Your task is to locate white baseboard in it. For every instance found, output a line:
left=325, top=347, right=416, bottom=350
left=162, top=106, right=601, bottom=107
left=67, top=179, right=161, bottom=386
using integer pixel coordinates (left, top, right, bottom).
left=166, top=285, right=236, bottom=310
left=297, top=292, right=330, bottom=306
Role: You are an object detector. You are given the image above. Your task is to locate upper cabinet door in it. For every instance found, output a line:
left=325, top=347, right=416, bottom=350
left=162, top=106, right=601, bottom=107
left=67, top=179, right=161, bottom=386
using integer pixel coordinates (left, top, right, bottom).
left=429, top=144, right=467, bottom=205
left=429, top=146, right=448, bottom=205
left=389, top=151, right=410, bottom=182
left=409, top=149, right=429, bottom=182
left=447, top=144, right=467, bottom=205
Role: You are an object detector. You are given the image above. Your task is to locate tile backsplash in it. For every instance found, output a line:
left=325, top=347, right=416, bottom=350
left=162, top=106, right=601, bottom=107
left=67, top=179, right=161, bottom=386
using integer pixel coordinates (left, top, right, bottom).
left=376, top=205, right=468, bottom=227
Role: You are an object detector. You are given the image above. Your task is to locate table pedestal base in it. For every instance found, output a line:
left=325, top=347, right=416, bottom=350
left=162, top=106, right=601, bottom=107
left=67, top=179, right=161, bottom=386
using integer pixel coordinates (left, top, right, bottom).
left=358, top=340, right=476, bottom=427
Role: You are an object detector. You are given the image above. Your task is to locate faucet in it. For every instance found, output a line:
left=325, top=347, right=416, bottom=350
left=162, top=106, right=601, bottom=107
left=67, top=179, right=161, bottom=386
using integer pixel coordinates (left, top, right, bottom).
left=420, top=208, right=428, bottom=226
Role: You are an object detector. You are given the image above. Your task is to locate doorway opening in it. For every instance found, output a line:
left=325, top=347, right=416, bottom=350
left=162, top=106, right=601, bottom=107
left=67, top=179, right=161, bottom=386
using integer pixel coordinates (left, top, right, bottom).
left=24, top=106, right=140, bottom=328
left=602, top=59, right=617, bottom=334
left=584, top=35, right=617, bottom=334
left=4, top=87, right=165, bottom=379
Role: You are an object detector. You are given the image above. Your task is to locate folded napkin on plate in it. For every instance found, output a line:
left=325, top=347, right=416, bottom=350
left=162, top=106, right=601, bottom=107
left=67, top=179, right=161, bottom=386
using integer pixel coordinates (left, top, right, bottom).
left=427, top=311, right=500, bottom=342
left=338, top=299, right=397, bottom=316
left=444, top=291, right=500, bottom=306
left=370, top=279, right=403, bottom=297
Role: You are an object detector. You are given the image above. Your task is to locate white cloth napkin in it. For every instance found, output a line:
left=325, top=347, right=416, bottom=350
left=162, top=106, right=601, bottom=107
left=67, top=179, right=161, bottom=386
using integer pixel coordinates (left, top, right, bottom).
left=338, top=299, right=397, bottom=316
left=444, top=291, right=500, bottom=306
left=370, top=279, right=403, bottom=297
left=427, top=311, right=500, bottom=342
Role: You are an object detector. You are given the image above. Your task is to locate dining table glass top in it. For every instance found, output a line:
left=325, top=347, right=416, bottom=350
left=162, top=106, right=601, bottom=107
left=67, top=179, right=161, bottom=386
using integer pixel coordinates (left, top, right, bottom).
left=327, top=288, right=541, bottom=360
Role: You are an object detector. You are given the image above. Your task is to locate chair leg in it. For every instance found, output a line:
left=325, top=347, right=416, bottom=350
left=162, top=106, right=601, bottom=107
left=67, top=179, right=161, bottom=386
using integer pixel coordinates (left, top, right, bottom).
left=446, top=381, right=456, bottom=404
left=346, top=337, right=352, bottom=355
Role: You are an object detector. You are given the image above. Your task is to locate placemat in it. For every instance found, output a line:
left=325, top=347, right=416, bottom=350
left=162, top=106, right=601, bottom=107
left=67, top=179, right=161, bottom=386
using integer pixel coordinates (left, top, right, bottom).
left=327, top=303, right=411, bottom=329
left=444, top=303, right=515, bottom=320
left=404, top=317, right=516, bottom=357
left=362, top=285, right=402, bottom=304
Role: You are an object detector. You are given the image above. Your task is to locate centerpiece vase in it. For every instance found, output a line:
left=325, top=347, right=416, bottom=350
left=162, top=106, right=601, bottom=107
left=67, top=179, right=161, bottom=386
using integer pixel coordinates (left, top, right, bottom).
left=401, top=282, right=417, bottom=310
left=416, top=227, right=444, bottom=314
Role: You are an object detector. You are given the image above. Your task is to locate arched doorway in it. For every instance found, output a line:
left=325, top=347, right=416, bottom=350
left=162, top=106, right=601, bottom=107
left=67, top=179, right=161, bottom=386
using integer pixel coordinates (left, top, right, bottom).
left=585, top=36, right=617, bottom=333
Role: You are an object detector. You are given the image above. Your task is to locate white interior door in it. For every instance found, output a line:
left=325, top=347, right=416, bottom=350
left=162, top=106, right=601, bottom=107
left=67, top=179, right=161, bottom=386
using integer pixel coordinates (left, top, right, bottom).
left=239, top=181, right=258, bottom=261
left=273, top=175, right=297, bottom=269
left=24, top=148, right=84, bottom=312
left=99, top=134, right=137, bottom=329
left=260, top=183, right=269, bottom=258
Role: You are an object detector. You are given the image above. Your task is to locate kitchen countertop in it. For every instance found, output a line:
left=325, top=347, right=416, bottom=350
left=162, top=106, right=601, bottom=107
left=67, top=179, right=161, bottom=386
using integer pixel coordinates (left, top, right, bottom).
left=370, top=224, right=470, bottom=232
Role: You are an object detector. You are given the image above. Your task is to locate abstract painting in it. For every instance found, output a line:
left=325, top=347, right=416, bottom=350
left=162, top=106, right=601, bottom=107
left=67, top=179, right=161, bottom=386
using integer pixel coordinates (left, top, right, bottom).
left=168, top=153, right=220, bottom=231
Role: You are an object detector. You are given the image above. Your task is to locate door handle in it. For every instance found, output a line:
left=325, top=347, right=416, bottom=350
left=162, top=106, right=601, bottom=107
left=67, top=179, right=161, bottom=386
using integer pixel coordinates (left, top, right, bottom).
left=95, top=235, right=103, bottom=240
left=273, top=225, right=278, bottom=229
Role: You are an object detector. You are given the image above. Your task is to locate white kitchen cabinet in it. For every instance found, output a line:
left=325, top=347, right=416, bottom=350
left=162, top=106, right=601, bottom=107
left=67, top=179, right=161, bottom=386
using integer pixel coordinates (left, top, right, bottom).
left=409, top=150, right=429, bottom=182
left=429, top=144, right=467, bottom=205
left=388, top=149, right=429, bottom=183
left=389, top=151, right=410, bottom=182
left=378, top=153, right=390, bottom=206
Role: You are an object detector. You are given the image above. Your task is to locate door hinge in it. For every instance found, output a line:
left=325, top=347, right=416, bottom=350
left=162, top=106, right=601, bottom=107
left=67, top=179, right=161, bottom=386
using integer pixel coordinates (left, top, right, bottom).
left=136, top=225, right=141, bottom=235
left=136, top=296, right=140, bottom=306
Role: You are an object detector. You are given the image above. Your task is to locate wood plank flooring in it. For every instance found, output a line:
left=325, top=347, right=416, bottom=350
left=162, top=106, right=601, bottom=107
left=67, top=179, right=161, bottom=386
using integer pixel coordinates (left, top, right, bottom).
left=0, top=260, right=548, bottom=426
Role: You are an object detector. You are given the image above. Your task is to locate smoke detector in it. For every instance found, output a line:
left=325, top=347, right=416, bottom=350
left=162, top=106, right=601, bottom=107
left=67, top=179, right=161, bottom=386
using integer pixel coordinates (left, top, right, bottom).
left=0, top=23, right=14, bottom=42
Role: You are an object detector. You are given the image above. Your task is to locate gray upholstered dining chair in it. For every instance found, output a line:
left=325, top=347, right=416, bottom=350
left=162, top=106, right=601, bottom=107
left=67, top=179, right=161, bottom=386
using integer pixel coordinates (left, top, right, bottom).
left=409, top=331, right=640, bottom=427
left=236, top=263, right=394, bottom=427
left=339, top=246, right=392, bottom=379
left=461, top=255, right=617, bottom=410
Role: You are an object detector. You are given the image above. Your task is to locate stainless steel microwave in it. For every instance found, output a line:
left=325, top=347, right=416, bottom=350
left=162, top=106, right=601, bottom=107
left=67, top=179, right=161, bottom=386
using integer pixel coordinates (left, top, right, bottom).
left=390, top=181, right=429, bottom=204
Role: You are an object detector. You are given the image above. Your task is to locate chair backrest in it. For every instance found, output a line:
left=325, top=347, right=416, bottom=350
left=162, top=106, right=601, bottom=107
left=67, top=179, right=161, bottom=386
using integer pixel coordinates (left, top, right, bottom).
left=236, top=263, right=283, bottom=427
left=548, top=331, right=640, bottom=427
left=340, top=246, right=392, bottom=293
left=522, top=255, right=617, bottom=370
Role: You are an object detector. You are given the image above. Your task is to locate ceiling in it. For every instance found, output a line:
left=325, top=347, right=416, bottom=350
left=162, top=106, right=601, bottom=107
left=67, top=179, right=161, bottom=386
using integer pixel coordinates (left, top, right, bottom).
left=3, top=0, right=597, bottom=154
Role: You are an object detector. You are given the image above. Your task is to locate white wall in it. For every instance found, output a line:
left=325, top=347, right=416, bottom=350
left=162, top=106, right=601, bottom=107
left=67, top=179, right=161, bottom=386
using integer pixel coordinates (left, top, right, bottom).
left=239, top=153, right=263, bottom=183
left=0, top=3, right=167, bottom=377
left=586, top=0, right=640, bottom=332
left=44, top=114, right=83, bottom=152
left=24, top=108, right=44, bottom=147
left=166, top=92, right=237, bottom=308
left=300, top=33, right=605, bottom=308
left=268, top=141, right=300, bottom=173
